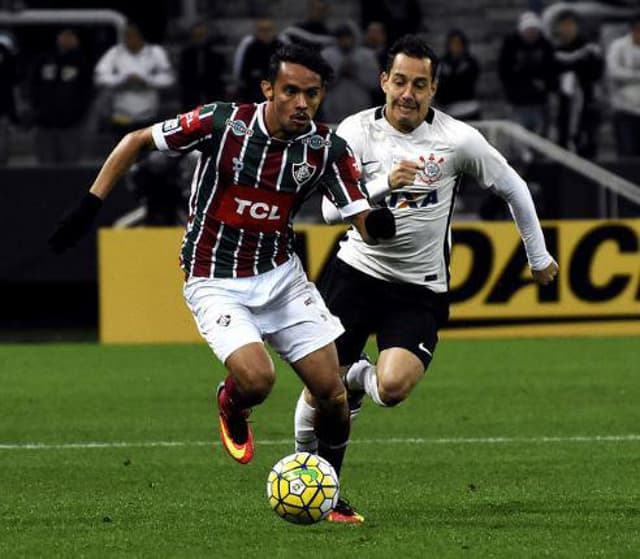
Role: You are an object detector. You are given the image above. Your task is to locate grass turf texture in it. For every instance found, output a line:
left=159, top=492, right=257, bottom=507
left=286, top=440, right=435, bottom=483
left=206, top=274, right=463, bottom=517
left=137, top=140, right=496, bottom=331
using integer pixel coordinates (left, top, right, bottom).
left=1, top=338, right=638, bottom=558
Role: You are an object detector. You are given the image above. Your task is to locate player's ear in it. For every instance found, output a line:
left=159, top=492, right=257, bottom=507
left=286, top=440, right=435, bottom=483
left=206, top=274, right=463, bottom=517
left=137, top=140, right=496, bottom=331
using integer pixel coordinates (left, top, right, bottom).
left=380, top=71, right=389, bottom=93
left=261, top=79, right=274, bottom=101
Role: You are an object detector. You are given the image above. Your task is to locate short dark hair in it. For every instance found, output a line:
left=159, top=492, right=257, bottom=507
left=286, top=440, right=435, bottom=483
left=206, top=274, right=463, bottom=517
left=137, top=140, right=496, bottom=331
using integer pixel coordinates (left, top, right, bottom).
left=267, top=44, right=334, bottom=85
left=385, top=34, right=440, bottom=81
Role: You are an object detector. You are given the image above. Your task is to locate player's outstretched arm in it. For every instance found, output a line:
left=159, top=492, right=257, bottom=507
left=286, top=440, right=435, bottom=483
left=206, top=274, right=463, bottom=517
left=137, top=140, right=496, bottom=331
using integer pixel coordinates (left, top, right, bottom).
left=49, top=127, right=155, bottom=254
left=89, top=127, right=155, bottom=200
left=492, top=168, right=559, bottom=285
left=320, top=159, right=421, bottom=224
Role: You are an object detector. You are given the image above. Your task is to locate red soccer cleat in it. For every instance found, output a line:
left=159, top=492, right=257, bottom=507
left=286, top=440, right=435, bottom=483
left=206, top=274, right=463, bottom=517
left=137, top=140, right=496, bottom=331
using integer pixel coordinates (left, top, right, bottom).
left=216, top=382, right=254, bottom=464
left=327, top=498, right=365, bottom=523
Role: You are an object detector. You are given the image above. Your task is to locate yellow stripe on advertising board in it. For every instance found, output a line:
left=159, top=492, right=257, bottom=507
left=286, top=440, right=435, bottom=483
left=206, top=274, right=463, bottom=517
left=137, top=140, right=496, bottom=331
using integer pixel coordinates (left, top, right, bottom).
left=98, top=227, right=195, bottom=344
left=98, top=220, right=639, bottom=343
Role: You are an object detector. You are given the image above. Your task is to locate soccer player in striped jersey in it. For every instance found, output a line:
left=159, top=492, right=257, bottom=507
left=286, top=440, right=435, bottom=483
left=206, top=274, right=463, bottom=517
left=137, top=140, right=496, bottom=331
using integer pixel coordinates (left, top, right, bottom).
left=49, top=45, right=398, bottom=499
left=294, top=35, right=559, bottom=523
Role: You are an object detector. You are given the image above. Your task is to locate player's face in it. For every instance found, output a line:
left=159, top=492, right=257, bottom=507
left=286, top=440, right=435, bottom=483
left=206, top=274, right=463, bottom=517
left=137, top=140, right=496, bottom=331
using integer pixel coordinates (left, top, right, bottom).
left=261, top=62, right=325, bottom=139
left=381, top=53, right=437, bottom=133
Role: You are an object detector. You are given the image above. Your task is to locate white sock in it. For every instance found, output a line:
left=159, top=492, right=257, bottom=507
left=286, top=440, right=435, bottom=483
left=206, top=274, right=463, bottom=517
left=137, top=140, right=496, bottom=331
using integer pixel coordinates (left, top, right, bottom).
left=294, top=391, right=318, bottom=453
left=346, top=358, right=387, bottom=407
left=345, top=358, right=373, bottom=392
left=363, top=363, right=387, bottom=407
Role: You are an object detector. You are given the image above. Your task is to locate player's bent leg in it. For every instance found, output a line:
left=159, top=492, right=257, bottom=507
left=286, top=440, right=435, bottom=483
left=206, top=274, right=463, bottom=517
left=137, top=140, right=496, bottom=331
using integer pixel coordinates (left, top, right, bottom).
left=313, top=387, right=365, bottom=524
left=217, top=342, right=276, bottom=464
left=293, top=372, right=365, bottom=523
left=376, top=347, right=426, bottom=407
left=294, top=358, right=357, bottom=453
left=291, top=343, right=350, bottom=475
left=292, top=345, right=365, bottom=523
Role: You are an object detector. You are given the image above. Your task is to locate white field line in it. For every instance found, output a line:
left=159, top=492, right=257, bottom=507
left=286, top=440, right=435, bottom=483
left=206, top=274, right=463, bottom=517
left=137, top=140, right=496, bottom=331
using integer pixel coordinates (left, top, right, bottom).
left=0, top=434, right=639, bottom=451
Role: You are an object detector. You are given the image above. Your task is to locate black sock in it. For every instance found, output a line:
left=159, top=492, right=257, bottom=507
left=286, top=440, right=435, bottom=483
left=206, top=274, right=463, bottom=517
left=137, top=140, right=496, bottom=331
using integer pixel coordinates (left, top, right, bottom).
left=317, top=439, right=348, bottom=477
left=314, top=401, right=350, bottom=476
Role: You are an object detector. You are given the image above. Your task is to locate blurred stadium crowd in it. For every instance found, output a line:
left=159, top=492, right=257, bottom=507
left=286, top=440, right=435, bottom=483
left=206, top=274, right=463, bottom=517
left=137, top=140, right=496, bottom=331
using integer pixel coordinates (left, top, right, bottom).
left=0, top=0, right=639, bottom=213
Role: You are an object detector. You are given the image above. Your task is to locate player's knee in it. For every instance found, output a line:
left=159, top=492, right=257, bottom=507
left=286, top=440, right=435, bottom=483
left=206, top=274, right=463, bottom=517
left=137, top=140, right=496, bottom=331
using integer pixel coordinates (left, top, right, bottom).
left=314, top=385, right=347, bottom=414
left=234, top=366, right=276, bottom=403
left=378, top=377, right=412, bottom=407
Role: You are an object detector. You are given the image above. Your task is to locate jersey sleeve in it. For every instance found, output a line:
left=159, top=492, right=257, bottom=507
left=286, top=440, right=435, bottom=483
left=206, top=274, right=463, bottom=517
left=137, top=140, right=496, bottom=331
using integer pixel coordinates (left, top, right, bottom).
left=457, top=126, right=510, bottom=189
left=320, top=136, right=370, bottom=219
left=335, top=115, right=365, bottom=165
left=336, top=113, right=389, bottom=202
left=151, top=103, right=217, bottom=154
left=459, top=125, right=553, bottom=271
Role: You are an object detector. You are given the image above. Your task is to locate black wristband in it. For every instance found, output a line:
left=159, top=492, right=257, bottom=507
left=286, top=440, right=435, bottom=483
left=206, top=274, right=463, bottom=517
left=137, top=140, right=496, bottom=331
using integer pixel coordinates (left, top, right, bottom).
left=79, top=191, right=103, bottom=214
left=364, top=207, right=396, bottom=240
left=49, top=192, right=103, bottom=254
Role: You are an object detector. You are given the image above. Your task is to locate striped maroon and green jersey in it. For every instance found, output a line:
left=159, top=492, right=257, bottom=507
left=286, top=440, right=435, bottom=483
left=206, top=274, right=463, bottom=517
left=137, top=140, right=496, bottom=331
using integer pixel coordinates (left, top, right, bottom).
left=151, top=102, right=368, bottom=279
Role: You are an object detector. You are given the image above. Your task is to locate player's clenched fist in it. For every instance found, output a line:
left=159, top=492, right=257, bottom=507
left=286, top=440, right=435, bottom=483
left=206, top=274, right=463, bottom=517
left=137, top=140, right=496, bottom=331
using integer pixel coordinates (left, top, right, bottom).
left=388, top=160, right=423, bottom=189
left=532, top=258, right=559, bottom=285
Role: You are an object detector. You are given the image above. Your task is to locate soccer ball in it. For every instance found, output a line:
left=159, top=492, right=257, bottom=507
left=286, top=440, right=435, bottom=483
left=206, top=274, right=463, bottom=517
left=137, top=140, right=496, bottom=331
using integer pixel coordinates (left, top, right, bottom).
left=266, top=452, right=339, bottom=524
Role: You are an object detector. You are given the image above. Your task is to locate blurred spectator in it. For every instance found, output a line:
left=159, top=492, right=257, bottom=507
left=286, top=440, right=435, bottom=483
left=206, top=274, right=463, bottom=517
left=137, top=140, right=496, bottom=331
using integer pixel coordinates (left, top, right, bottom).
left=178, top=22, right=226, bottom=109
left=436, top=29, right=481, bottom=121
left=0, top=30, right=18, bottom=165
left=363, top=21, right=388, bottom=106
left=279, top=0, right=334, bottom=50
left=499, top=11, right=557, bottom=135
left=321, top=22, right=379, bottom=123
left=606, top=14, right=640, bottom=156
left=94, top=22, right=174, bottom=141
left=232, top=19, right=282, bottom=103
left=361, top=0, right=422, bottom=45
left=28, top=29, right=93, bottom=163
left=553, top=10, right=604, bottom=157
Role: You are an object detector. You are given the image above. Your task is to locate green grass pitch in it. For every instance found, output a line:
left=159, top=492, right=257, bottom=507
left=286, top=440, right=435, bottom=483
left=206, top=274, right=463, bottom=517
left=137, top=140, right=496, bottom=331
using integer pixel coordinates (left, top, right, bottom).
left=1, top=337, right=639, bottom=558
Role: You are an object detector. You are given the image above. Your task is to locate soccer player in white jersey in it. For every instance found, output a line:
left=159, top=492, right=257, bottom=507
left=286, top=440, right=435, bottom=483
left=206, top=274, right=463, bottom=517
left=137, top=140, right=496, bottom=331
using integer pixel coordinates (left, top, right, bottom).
left=294, top=35, right=559, bottom=523
left=48, top=45, right=399, bottom=516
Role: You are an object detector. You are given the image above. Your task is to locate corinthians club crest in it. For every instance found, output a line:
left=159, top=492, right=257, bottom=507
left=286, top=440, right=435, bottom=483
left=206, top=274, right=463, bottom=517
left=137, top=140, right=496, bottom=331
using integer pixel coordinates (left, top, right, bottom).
left=292, top=161, right=316, bottom=185
left=417, top=153, right=445, bottom=185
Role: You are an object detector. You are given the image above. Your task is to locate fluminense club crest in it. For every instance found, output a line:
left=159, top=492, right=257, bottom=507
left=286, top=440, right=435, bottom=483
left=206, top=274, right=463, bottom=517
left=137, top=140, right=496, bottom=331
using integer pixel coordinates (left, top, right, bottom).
left=292, top=162, right=316, bottom=185
left=417, top=153, right=445, bottom=185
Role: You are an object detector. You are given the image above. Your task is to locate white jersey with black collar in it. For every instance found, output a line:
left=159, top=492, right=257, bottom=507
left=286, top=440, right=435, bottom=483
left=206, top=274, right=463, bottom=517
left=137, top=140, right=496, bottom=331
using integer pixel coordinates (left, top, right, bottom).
left=333, top=106, right=553, bottom=292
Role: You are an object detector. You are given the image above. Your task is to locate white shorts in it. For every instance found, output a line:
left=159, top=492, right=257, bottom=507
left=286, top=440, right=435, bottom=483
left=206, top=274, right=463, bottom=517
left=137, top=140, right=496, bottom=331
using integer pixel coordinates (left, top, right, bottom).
left=183, top=255, right=345, bottom=364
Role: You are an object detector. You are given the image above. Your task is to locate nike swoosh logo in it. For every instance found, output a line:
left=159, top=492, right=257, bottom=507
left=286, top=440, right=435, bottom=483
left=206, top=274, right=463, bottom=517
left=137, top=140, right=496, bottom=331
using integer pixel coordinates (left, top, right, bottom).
left=362, top=160, right=379, bottom=167
left=418, top=343, right=432, bottom=356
